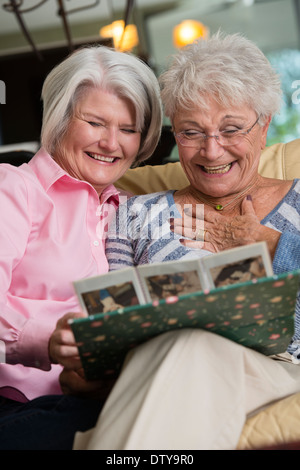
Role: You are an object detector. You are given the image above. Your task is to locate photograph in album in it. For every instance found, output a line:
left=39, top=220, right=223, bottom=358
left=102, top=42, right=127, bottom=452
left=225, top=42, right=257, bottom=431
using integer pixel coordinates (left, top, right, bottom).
left=74, top=267, right=146, bottom=316
left=201, top=243, right=274, bottom=289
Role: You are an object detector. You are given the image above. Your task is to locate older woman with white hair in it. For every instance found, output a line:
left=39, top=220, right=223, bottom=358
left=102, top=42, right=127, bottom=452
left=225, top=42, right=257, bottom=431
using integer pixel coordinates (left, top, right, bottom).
left=0, top=45, right=162, bottom=449
left=74, top=33, right=300, bottom=450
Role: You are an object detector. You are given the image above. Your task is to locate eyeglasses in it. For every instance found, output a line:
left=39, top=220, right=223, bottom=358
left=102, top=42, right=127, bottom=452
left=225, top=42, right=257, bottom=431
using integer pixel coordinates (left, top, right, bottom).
left=174, top=116, right=260, bottom=149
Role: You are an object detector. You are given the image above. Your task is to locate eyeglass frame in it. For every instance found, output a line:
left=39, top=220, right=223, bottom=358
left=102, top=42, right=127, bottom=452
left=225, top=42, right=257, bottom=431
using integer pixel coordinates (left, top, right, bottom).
left=173, top=116, right=260, bottom=148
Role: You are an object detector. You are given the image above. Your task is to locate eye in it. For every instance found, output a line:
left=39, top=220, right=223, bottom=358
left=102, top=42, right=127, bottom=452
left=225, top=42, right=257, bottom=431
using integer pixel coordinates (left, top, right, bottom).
left=87, top=121, right=101, bottom=127
left=221, top=125, right=242, bottom=135
left=222, top=129, right=239, bottom=135
left=182, top=130, right=204, bottom=139
left=121, top=128, right=137, bottom=134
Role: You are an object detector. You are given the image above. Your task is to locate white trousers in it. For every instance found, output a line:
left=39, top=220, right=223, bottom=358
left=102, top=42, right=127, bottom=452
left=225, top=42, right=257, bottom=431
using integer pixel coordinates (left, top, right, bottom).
left=73, top=329, right=300, bottom=450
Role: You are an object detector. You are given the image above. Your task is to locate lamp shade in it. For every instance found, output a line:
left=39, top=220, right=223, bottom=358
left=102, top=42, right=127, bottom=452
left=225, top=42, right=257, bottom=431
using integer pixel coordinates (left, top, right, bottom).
left=173, top=20, right=209, bottom=48
left=100, top=20, right=139, bottom=51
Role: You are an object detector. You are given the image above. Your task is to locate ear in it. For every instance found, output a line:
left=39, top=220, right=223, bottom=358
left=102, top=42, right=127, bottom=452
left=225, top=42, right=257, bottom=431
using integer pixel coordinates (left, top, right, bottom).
left=260, top=116, right=271, bottom=149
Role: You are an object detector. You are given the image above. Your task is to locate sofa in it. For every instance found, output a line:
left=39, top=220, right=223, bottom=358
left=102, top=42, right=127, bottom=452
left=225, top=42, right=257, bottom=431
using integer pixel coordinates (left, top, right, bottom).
left=116, top=138, right=300, bottom=450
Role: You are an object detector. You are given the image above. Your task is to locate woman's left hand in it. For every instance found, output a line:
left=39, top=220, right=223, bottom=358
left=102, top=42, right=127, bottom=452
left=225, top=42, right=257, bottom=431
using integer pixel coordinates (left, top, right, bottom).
left=171, top=196, right=281, bottom=257
left=49, top=312, right=86, bottom=370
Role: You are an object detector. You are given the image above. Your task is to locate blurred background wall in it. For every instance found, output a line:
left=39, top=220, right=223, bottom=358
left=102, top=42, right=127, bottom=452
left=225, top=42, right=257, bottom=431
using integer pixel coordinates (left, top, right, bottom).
left=0, top=0, right=299, bottom=149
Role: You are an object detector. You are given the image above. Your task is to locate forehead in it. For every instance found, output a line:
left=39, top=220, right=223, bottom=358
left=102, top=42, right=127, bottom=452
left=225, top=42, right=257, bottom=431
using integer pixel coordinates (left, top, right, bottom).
left=73, top=87, right=137, bottom=127
left=76, top=87, right=128, bottom=110
left=174, top=99, right=254, bottom=124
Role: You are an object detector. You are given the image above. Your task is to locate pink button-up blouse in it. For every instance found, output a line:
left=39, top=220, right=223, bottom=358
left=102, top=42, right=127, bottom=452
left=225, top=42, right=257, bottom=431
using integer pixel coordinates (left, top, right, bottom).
left=0, top=148, right=122, bottom=402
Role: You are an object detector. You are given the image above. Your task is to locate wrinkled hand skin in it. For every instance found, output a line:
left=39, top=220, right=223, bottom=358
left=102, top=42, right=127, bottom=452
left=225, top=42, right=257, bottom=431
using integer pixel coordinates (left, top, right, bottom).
left=171, top=197, right=280, bottom=258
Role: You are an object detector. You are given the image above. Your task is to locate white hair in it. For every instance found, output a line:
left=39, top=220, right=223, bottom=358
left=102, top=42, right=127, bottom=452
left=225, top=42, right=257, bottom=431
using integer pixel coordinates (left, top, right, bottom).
left=159, top=32, right=282, bottom=124
left=41, top=45, right=162, bottom=164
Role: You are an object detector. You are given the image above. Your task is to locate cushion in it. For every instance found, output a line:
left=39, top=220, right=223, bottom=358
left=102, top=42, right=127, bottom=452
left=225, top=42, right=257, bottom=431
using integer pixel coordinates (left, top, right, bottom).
left=237, top=392, right=300, bottom=450
left=258, top=139, right=300, bottom=180
left=116, top=161, right=188, bottom=194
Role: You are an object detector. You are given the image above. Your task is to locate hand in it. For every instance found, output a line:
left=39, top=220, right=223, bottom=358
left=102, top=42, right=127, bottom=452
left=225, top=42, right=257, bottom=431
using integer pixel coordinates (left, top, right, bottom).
left=171, top=196, right=281, bottom=257
left=59, top=368, right=116, bottom=401
left=48, top=312, right=86, bottom=369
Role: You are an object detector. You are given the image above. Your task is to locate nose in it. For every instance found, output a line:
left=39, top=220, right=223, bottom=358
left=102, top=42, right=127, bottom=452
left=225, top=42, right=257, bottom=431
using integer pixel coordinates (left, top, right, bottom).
left=199, top=135, right=225, bottom=160
left=98, top=127, right=119, bottom=150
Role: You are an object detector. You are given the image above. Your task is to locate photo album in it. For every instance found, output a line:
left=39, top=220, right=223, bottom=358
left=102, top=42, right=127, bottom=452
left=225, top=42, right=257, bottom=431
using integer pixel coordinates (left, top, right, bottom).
left=73, top=242, right=273, bottom=315
left=70, top=242, right=300, bottom=380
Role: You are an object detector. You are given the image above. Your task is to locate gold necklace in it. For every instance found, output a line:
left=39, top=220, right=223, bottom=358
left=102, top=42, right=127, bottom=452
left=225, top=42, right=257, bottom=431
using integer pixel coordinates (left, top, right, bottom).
left=192, top=179, right=258, bottom=211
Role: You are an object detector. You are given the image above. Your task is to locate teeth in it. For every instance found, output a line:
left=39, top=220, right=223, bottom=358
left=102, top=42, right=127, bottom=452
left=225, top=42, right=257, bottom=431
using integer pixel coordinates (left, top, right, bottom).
left=203, top=163, right=232, bottom=174
left=87, top=152, right=114, bottom=163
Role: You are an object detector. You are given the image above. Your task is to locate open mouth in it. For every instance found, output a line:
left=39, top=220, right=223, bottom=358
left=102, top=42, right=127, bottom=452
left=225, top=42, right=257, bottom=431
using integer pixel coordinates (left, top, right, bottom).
left=86, top=152, right=117, bottom=163
left=201, top=162, right=233, bottom=174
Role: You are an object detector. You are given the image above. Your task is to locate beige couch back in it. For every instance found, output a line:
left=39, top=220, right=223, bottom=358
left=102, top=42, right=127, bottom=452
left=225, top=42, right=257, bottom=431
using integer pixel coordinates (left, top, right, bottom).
left=116, top=139, right=300, bottom=195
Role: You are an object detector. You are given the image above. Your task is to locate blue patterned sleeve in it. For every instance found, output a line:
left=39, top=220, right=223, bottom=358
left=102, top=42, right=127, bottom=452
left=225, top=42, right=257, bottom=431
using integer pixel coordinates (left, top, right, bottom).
left=273, top=231, right=300, bottom=362
left=105, top=199, right=136, bottom=271
left=273, top=231, right=300, bottom=274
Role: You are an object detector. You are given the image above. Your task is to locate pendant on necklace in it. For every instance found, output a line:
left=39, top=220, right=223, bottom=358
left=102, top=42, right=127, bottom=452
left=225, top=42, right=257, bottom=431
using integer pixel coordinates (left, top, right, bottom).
left=215, top=204, right=223, bottom=211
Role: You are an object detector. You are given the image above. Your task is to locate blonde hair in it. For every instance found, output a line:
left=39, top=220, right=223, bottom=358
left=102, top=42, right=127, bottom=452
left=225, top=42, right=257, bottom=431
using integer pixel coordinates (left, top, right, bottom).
left=41, top=45, right=162, bottom=164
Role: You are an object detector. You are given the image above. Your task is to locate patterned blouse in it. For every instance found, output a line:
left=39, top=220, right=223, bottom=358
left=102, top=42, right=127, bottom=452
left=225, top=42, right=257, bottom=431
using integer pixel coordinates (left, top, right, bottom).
left=106, top=179, right=300, bottom=361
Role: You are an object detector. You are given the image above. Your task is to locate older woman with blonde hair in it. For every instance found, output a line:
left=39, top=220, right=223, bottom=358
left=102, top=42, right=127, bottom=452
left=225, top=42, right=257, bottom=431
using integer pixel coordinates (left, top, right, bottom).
left=0, top=44, right=162, bottom=449
left=73, top=32, right=300, bottom=450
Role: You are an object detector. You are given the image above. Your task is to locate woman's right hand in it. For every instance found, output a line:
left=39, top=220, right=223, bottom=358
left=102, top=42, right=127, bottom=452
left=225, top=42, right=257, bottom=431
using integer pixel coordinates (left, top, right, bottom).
left=51, top=314, right=116, bottom=400
left=60, top=368, right=116, bottom=400
left=172, top=196, right=281, bottom=258
left=48, top=312, right=85, bottom=370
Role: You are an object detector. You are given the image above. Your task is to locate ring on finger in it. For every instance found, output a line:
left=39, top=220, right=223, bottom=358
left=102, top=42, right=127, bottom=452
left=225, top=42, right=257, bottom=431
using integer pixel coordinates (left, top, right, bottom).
left=195, top=228, right=207, bottom=241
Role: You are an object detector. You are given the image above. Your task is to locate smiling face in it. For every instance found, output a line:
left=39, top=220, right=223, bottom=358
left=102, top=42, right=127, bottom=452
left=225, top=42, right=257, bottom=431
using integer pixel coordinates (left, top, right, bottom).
left=173, top=98, right=270, bottom=199
left=54, top=87, right=141, bottom=195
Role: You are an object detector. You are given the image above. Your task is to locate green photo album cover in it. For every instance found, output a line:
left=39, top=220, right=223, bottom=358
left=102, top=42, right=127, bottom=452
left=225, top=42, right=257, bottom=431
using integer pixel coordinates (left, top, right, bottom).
left=70, top=268, right=300, bottom=381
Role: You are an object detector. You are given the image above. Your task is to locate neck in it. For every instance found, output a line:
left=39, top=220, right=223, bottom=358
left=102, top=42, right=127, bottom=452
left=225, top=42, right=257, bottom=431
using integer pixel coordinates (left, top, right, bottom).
left=189, top=177, right=259, bottom=212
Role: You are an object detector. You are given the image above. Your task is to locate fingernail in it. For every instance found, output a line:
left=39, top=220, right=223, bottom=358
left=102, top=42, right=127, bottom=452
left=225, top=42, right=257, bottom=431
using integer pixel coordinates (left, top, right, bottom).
left=246, top=195, right=252, bottom=201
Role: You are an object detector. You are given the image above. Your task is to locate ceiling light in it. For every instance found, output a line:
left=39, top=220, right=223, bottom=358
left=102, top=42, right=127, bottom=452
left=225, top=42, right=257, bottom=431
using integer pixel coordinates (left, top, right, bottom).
left=173, top=20, right=209, bottom=48
left=100, top=20, right=138, bottom=52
